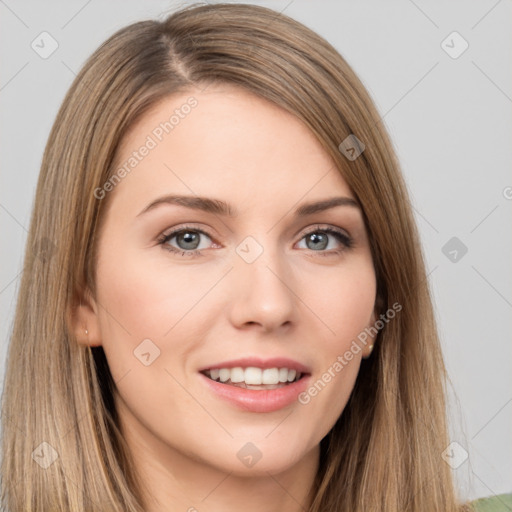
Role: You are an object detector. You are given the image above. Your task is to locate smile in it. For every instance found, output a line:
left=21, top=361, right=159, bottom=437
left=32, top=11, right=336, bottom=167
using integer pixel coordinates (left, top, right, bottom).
left=201, top=366, right=303, bottom=390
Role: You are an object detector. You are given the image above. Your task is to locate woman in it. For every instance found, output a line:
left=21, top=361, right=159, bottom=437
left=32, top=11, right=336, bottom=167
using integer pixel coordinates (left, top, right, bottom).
left=1, top=3, right=509, bottom=511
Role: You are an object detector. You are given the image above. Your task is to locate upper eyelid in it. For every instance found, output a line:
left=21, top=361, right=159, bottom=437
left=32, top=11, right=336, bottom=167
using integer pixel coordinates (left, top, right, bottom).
left=161, top=224, right=212, bottom=240
left=302, top=224, right=350, bottom=236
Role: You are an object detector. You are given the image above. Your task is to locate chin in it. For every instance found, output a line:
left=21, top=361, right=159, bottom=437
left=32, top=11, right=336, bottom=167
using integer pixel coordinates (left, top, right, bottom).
left=204, top=437, right=315, bottom=476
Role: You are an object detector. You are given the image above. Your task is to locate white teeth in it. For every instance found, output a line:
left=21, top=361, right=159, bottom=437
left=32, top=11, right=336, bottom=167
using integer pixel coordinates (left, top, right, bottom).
left=219, top=368, right=230, bottom=382
left=278, top=368, right=289, bottom=383
left=205, top=366, right=302, bottom=385
left=262, top=368, right=279, bottom=385
left=244, top=367, right=262, bottom=385
left=230, top=367, right=244, bottom=383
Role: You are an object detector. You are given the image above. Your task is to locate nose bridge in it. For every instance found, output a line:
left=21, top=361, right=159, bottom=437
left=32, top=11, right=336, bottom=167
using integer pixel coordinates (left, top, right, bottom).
left=228, top=233, right=296, bottom=330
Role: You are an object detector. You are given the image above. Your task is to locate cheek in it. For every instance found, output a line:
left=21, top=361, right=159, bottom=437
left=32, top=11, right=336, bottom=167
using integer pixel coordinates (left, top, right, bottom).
left=93, top=245, right=212, bottom=437
left=300, top=257, right=376, bottom=342
left=96, top=243, right=213, bottom=337
left=294, top=260, right=376, bottom=422
left=93, top=243, right=204, bottom=379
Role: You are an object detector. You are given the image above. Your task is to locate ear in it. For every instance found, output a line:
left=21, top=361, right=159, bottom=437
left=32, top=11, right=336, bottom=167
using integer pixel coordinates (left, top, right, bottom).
left=70, top=286, right=102, bottom=347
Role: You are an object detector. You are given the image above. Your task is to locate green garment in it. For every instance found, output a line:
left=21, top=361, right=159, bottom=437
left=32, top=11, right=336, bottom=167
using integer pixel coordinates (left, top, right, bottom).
left=471, top=493, right=512, bottom=511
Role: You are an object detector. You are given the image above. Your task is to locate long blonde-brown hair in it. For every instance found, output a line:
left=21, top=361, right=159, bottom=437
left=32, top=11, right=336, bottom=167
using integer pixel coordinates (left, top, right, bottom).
left=1, top=3, right=472, bottom=511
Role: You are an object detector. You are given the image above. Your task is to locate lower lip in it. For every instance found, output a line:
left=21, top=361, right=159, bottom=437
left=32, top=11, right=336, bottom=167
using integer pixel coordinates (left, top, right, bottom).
left=199, top=373, right=311, bottom=413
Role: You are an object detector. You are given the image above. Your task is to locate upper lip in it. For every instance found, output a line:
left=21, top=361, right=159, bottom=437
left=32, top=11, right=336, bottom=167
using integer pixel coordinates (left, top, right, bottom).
left=199, top=357, right=311, bottom=374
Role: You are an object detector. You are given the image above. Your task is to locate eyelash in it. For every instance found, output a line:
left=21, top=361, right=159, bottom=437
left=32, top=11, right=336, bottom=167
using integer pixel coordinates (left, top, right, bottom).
left=157, top=224, right=353, bottom=259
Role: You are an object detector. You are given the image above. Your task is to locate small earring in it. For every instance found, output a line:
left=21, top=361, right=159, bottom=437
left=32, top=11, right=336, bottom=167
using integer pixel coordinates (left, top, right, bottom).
left=363, top=344, right=374, bottom=359
left=85, top=329, right=89, bottom=335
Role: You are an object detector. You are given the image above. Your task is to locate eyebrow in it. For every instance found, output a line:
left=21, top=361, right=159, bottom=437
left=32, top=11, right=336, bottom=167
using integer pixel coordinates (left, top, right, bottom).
left=136, top=194, right=360, bottom=218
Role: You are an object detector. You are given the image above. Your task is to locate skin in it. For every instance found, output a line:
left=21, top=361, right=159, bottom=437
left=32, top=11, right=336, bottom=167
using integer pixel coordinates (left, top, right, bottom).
left=74, top=84, right=378, bottom=512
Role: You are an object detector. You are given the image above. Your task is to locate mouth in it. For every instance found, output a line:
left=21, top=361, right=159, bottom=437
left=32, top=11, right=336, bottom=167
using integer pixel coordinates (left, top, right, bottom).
left=200, top=367, right=307, bottom=390
left=198, top=359, right=312, bottom=412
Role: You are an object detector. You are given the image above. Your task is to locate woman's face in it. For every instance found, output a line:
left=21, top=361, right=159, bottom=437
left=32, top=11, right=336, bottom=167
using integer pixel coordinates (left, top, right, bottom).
left=84, top=84, right=377, bottom=477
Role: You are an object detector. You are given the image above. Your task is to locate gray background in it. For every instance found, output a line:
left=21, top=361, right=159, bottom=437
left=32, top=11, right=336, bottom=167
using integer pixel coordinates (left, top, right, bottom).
left=1, top=0, right=511, bottom=503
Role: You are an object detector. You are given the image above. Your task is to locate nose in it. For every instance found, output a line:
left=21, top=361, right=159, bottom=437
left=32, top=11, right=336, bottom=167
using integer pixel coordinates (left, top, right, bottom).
left=227, top=247, right=297, bottom=333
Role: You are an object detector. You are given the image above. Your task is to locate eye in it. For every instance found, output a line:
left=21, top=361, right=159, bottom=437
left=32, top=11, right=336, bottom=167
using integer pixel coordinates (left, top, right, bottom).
left=157, top=225, right=214, bottom=257
left=157, top=224, right=353, bottom=259
left=296, top=225, right=353, bottom=255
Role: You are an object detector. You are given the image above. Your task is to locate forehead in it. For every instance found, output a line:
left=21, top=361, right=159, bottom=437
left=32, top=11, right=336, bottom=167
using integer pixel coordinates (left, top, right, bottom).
left=109, top=84, right=355, bottom=214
